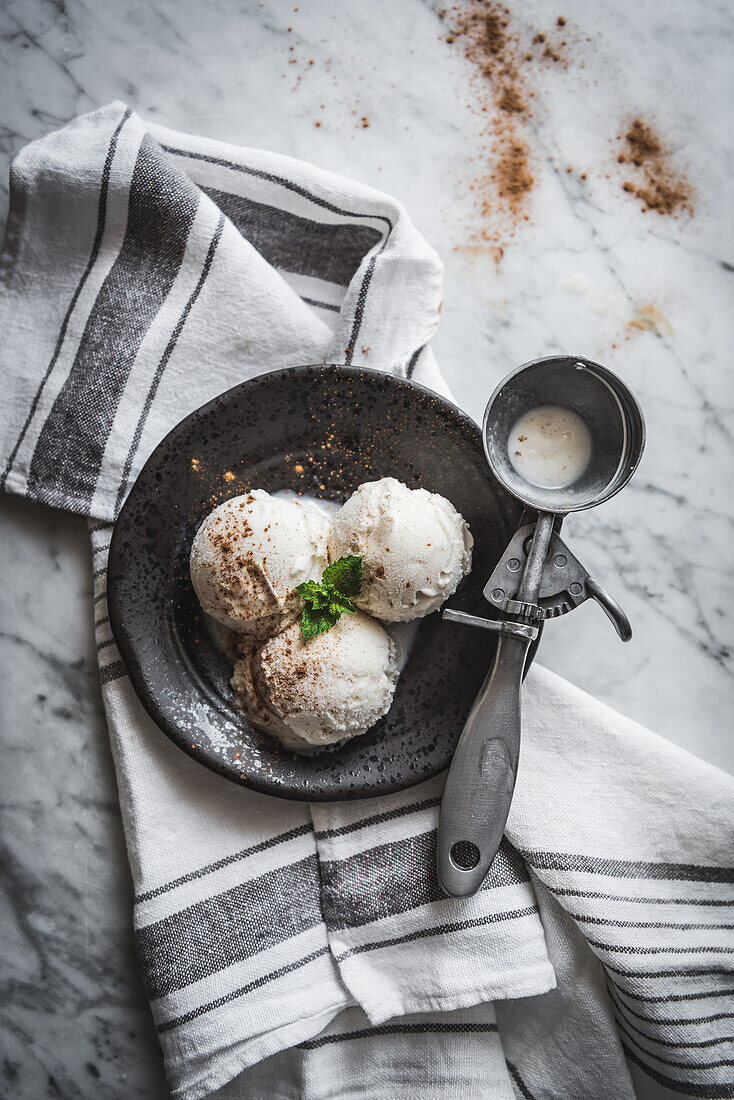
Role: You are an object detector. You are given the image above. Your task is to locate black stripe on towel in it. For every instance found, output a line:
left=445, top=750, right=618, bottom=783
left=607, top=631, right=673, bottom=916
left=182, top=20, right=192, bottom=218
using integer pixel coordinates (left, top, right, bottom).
left=159, top=143, right=394, bottom=367
left=99, top=660, right=126, bottom=685
left=135, top=822, right=314, bottom=903
left=296, top=1021, right=499, bottom=1050
left=137, top=855, right=322, bottom=999
left=157, top=946, right=329, bottom=1033
left=523, top=851, right=734, bottom=883
left=0, top=108, right=132, bottom=490
left=616, top=1017, right=734, bottom=1070
left=344, top=250, right=378, bottom=365
left=301, top=296, right=340, bottom=312
left=203, top=186, right=381, bottom=286
left=314, top=795, right=441, bottom=840
left=606, top=963, right=732, bottom=980
left=554, top=887, right=734, bottom=907
left=114, top=212, right=225, bottom=513
left=609, top=987, right=734, bottom=1050
left=405, top=345, right=424, bottom=379
left=614, top=983, right=734, bottom=1006
left=320, top=830, right=528, bottom=931
left=27, top=134, right=199, bottom=511
left=611, top=989, right=734, bottom=1026
left=334, top=906, right=539, bottom=962
left=570, top=913, right=734, bottom=931
left=505, top=1060, right=538, bottom=1100
left=587, top=938, right=734, bottom=957
left=621, top=1041, right=734, bottom=1097
left=160, top=144, right=393, bottom=234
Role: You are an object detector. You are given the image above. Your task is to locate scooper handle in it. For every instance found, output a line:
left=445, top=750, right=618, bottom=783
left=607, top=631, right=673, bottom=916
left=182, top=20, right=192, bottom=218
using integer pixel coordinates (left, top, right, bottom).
left=437, top=631, right=529, bottom=897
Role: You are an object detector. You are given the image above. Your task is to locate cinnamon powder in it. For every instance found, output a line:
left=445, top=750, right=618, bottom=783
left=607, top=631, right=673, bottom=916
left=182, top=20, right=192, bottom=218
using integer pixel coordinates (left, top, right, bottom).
left=441, top=3, right=693, bottom=258
left=617, top=118, right=692, bottom=216
left=441, top=2, right=570, bottom=259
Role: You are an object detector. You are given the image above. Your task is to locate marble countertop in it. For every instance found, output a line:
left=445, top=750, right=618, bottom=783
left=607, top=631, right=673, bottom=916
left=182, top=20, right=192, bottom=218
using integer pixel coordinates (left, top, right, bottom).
left=1, top=0, right=732, bottom=1095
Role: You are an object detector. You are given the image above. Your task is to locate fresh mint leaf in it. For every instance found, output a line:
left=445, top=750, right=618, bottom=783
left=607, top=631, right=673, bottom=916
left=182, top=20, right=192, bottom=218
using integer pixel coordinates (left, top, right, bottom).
left=296, top=579, right=330, bottom=609
left=329, top=595, right=356, bottom=617
left=297, top=555, right=363, bottom=638
left=301, top=605, right=339, bottom=639
left=322, top=555, right=363, bottom=597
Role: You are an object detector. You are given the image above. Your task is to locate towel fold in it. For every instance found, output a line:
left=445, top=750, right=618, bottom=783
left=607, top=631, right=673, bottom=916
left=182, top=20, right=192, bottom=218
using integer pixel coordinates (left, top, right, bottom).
left=2, top=102, right=732, bottom=1100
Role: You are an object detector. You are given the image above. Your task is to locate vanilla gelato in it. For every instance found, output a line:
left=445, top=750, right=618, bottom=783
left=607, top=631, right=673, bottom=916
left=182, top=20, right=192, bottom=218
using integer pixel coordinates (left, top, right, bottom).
left=328, top=478, right=473, bottom=621
left=232, top=611, right=398, bottom=749
left=190, top=490, right=330, bottom=636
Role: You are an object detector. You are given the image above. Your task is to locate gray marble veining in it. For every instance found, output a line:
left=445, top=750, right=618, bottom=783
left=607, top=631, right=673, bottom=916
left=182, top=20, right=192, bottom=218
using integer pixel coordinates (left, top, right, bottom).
left=0, top=496, right=169, bottom=1097
left=1, top=0, right=732, bottom=1096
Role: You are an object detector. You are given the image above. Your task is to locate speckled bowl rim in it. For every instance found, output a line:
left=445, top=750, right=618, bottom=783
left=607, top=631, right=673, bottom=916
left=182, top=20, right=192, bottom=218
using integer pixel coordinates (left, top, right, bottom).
left=108, top=363, right=526, bottom=801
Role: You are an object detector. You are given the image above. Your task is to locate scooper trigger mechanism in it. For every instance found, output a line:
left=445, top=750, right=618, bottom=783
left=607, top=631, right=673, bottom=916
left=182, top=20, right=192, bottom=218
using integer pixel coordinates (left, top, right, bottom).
left=483, top=521, right=632, bottom=641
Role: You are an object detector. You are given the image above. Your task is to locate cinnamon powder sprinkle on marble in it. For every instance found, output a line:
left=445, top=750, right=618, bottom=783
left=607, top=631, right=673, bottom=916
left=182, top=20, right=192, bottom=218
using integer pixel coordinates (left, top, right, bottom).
left=617, top=118, right=692, bottom=216
left=440, top=4, right=693, bottom=257
left=440, top=2, right=571, bottom=261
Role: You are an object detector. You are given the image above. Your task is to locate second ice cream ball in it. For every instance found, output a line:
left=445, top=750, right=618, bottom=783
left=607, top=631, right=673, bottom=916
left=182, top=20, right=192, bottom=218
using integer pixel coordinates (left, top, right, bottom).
left=328, top=477, right=473, bottom=622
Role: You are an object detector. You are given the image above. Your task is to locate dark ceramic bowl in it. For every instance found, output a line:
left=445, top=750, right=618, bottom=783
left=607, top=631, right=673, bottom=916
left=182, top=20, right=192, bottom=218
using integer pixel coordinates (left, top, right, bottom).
left=108, top=364, right=522, bottom=801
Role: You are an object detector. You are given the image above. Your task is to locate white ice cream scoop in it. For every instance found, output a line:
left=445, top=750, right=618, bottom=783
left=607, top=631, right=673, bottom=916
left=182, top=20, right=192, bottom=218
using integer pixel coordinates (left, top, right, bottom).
left=328, top=478, right=473, bottom=621
left=190, top=490, right=330, bottom=636
left=232, top=610, right=398, bottom=750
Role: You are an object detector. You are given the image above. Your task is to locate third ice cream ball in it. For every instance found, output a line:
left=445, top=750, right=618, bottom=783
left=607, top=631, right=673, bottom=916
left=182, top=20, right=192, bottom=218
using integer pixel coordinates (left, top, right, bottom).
left=232, top=611, right=398, bottom=750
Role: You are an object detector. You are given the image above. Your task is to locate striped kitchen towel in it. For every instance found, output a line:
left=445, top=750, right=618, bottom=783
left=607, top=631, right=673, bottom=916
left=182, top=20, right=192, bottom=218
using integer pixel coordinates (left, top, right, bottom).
left=1, top=102, right=732, bottom=1100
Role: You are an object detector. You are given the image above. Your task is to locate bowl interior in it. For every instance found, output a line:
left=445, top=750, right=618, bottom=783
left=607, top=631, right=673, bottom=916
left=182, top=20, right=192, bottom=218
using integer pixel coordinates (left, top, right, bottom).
left=108, top=364, right=522, bottom=800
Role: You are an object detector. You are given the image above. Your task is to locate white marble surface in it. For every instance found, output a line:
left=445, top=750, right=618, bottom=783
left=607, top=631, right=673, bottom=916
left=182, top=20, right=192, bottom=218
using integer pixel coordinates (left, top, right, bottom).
left=1, top=0, right=732, bottom=1096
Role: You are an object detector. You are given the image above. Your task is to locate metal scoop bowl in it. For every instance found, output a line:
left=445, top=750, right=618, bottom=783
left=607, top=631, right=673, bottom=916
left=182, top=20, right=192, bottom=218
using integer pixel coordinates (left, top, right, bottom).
left=437, top=355, right=645, bottom=898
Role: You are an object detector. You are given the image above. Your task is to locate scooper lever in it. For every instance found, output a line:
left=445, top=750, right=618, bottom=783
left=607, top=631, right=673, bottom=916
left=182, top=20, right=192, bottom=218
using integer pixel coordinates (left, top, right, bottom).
left=437, top=512, right=554, bottom=898
left=483, top=520, right=632, bottom=641
left=586, top=577, right=632, bottom=642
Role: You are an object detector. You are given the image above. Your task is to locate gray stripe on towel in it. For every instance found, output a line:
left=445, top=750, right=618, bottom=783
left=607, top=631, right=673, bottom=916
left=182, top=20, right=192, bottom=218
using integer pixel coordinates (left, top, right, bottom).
left=320, top=831, right=528, bottom=931
left=523, top=851, right=734, bottom=883
left=160, top=143, right=393, bottom=233
left=0, top=108, right=132, bottom=490
left=204, top=186, right=381, bottom=286
left=137, top=854, right=322, bottom=999
left=114, top=211, right=225, bottom=513
left=27, top=134, right=199, bottom=511
left=159, top=142, right=393, bottom=368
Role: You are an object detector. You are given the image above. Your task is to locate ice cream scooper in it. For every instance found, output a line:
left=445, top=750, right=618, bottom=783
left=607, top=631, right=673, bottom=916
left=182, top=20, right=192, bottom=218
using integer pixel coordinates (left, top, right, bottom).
left=437, top=356, right=645, bottom=898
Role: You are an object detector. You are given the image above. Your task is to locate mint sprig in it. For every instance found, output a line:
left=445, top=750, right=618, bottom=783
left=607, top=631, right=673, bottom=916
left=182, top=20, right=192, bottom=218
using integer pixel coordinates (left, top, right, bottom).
left=296, top=555, right=363, bottom=639
left=322, top=555, right=363, bottom=596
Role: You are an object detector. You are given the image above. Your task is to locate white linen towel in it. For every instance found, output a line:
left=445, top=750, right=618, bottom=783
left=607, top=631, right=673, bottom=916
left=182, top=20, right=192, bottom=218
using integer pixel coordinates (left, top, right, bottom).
left=1, top=102, right=732, bottom=1100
